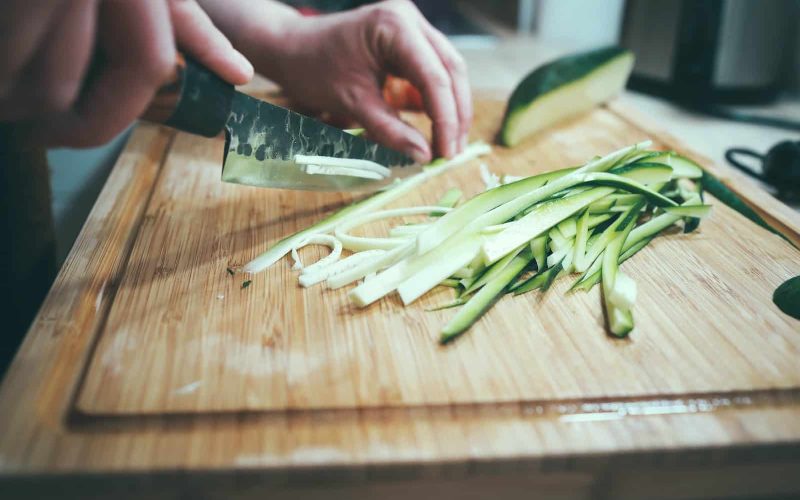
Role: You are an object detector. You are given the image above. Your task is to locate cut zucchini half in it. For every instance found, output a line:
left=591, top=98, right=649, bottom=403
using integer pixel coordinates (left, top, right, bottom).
left=500, top=46, right=634, bottom=147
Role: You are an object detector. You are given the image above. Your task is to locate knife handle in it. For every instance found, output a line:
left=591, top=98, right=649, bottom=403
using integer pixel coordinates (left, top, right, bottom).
left=141, top=53, right=234, bottom=138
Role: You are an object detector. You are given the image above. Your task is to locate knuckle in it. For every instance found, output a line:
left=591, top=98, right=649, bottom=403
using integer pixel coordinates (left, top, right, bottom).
left=425, top=70, right=451, bottom=91
left=433, top=117, right=458, bottom=128
left=37, top=81, right=80, bottom=114
left=449, top=53, right=468, bottom=74
left=370, top=6, right=401, bottom=28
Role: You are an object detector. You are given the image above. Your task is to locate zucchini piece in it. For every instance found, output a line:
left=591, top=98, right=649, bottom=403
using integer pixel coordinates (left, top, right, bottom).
left=439, top=278, right=461, bottom=288
left=481, top=164, right=664, bottom=265
left=415, top=167, right=574, bottom=255
left=500, top=46, right=634, bottom=146
left=512, top=260, right=564, bottom=295
left=700, top=171, right=790, bottom=243
left=463, top=246, right=527, bottom=296
left=588, top=198, right=617, bottom=213
left=351, top=230, right=486, bottom=305
left=609, top=162, right=673, bottom=185
left=427, top=297, right=468, bottom=312
left=573, top=209, right=591, bottom=272
left=434, top=188, right=462, bottom=212
left=327, top=242, right=414, bottom=289
left=601, top=207, right=641, bottom=337
left=642, top=152, right=703, bottom=179
left=531, top=234, right=548, bottom=270
left=570, top=237, right=653, bottom=293
left=440, top=252, right=534, bottom=344
left=572, top=193, right=698, bottom=292
left=579, top=171, right=676, bottom=207
left=482, top=186, right=615, bottom=264
left=663, top=204, right=712, bottom=219
left=586, top=213, right=614, bottom=227
left=773, top=276, right=800, bottom=320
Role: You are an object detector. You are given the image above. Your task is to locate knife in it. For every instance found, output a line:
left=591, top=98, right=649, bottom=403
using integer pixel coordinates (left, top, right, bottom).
left=142, top=54, right=420, bottom=192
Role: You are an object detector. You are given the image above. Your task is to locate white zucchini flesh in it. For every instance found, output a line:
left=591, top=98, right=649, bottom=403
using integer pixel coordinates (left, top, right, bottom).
left=572, top=209, right=591, bottom=272
left=299, top=250, right=385, bottom=288
left=609, top=271, right=637, bottom=309
left=293, top=155, right=391, bottom=177
left=644, top=152, right=703, bottom=179
left=663, top=204, right=712, bottom=218
left=601, top=231, right=634, bottom=336
left=289, top=234, right=342, bottom=272
left=302, top=164, right=385, bottom=180
left=463, top=245, right=525, bottom=295
left=333, top=206, right=451, bottom=252
left=479, top=163, right=501, bottom=190
left=396, top=235, right=484, bottom=305
left=326, top=243, right=414, bottom=289
left=350, top=234, right=481, bottom=307
left=389, top=223, right=430, bottom=237
left=531, top=235, right=548, bottom=270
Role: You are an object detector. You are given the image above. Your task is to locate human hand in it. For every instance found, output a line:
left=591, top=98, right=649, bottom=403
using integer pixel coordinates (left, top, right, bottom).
left=254, top=0, right=472, bottom=163
left=0, top=0, right=254, bottom=148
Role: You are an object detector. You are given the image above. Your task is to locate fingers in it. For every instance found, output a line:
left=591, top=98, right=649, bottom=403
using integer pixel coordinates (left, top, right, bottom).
left=43, top=0, right=177, bottom=147
left=17, top=0, right=97, bottom=117
left=0, top=0, right=66, bottom=96
left=169, top=0, right=253, bottom=86
left=374, top=9, right=459, bottom=157
left=0, top=0, right=93, bottom=121
left=421, top=23, right=472, bottom=151
left=367, top=1, right=467, bottom=159
left=347, top=88, right=432, bottom=163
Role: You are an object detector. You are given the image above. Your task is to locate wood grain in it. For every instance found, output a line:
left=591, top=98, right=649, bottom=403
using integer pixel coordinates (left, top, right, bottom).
left=73, top=99, right=800, bottom=415
left=1, top=97, right=800, bottom=500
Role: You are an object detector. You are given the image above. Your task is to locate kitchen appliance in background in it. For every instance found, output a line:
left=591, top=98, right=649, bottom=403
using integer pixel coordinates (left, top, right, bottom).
left=621, top=0, right=796, bottom=105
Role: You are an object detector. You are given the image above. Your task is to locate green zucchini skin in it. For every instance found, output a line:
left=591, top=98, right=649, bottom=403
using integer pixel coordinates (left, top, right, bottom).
left=773, top=276, right=800, bottom=320
left=500, top=46, right=634, bottom=146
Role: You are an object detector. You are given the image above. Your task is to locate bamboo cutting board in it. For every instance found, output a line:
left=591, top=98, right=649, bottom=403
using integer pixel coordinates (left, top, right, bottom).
left=71, top=98, right=800, bottom=416
left=3, top=93, right=800, bottom=499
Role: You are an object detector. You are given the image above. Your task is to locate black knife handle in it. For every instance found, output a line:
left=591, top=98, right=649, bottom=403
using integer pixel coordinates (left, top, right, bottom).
left=142, top=53, right=234, bottom=137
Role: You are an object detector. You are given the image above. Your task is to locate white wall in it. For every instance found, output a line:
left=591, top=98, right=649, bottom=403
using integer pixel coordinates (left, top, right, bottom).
left=534, top=0, right=626, bottom=49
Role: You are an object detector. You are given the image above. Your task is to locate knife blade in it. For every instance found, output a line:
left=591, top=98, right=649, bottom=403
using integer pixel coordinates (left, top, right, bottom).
left=142, top=54, right=421, bottom=192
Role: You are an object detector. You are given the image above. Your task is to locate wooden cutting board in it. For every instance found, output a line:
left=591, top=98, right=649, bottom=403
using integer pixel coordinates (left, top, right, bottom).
left=2, top=94, right=800, bottom=500
left=71, top=98, right=800, bottom=416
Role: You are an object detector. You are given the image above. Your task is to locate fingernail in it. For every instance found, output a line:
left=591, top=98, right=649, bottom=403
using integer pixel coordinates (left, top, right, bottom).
left=411, top=145, right=431, bottom=164
left=448, top=140, right=457, bottom=158
left=460, top=134, right=468, bottom=151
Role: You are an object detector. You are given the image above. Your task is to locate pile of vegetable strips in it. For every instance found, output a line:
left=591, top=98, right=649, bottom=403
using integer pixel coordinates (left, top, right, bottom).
left=240, top=140, right=711, bottom=344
